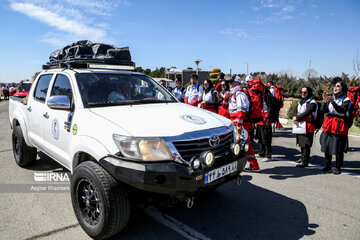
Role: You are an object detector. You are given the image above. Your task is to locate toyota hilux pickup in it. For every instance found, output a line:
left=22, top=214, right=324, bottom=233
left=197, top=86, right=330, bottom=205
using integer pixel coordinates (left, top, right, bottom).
left=9, top=62, right=248, bottom=239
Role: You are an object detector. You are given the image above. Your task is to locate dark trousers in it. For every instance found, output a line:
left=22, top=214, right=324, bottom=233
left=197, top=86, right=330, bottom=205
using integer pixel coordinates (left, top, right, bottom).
left=300, top=146, right=311, bottom=165
left=325, top=152, right=344, bottom=169
left=259, top=142, right=272, bottom=158
left=258, top=125, right=272, bottom=158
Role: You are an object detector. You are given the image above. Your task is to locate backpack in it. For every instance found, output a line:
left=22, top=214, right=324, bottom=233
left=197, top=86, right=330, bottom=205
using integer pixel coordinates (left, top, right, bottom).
left=314, top=102, right=324, bottom=131
left=273, top=85, right=284, bottom=108
left=347, top=86, right=360, bottom=123
left=304, top=99, right=324, bottom=132
left=248, top=78, right=265, bottom=123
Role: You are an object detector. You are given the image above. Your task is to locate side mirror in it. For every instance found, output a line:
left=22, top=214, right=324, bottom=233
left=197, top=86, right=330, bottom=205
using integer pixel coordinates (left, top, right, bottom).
left=47, top=95, right=71, bottom=110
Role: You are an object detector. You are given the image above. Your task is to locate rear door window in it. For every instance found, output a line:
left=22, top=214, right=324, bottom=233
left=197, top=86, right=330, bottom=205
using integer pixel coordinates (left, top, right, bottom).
left=34, top=74, right=53, bottom=102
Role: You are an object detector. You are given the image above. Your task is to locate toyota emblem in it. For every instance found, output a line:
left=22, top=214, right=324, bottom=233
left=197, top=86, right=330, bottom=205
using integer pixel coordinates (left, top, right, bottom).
left=209, top=135, right=220, bottom=148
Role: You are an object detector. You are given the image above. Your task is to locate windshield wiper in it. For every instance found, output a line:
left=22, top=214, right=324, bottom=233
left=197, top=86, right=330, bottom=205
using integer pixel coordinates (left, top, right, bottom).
left=88, top=101, right=131, bottom=107
left=134, top=99, right=177, bottom=104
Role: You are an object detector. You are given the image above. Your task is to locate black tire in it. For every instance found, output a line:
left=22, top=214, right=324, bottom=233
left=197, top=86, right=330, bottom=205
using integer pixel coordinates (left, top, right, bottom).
left=12, top=125, right=37, bottom=167
left=71, top=161, right=130, bottom=239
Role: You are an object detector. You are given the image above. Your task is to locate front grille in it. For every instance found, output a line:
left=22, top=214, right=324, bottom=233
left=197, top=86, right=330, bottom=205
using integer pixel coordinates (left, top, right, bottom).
left=172, top=131, right=233, bottom=161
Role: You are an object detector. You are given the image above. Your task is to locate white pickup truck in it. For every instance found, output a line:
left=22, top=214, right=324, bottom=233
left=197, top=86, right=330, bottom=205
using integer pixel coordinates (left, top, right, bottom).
left=9, top=65, right=248, bottom=239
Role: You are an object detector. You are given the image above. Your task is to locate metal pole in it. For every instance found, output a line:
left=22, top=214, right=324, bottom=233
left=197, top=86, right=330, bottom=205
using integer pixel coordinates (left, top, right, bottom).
left=195, top=59, right=201, bottom=75
left=244, top=61, right=248, bottom=75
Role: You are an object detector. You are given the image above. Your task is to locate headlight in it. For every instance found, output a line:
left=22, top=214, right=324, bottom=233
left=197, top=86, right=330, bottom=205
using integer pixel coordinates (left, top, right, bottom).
left=113, top=135, right=174, bottom=161
left=232, top=123, right=241, bottom=143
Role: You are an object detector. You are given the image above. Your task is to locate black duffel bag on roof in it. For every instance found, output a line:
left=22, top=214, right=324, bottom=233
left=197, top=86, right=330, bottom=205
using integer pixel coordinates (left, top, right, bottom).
left=46, top=40, right=134, bottom=68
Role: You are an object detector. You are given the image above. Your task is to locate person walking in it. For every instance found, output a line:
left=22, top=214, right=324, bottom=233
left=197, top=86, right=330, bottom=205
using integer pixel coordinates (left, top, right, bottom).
left=184, top=74, right=203, bottom=106
left=292, top=87, right=317, bottom=167
left=222, top=76, right=260, bottom=172
left=199, top=79, right=217, bottom=113
left=320, top=78, right=351, bottom=174
left=2, top=85, right=9, bottom=100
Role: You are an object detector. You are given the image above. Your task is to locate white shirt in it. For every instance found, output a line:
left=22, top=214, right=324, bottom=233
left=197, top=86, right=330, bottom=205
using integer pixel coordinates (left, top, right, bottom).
left=328, top=96, right=351, bottom=117
left=297, top=98, right=318, bottom=119
left=202, top=89, right=214, bottom=103
left=228, top=86, right=250, bottom=113
left=155, top=91, right=165, bottom=100
left=172, top=86, right=185, bottom=101
left=108, top=91, right=126, bottom=102
left=185, top=83, right=203, bottom=104
left=269, top=87, right=275, bottom=97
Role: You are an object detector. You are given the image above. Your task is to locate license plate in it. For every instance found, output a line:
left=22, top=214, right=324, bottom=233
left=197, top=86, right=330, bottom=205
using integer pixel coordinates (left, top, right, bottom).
left=204, top=161, right=238, bottom=184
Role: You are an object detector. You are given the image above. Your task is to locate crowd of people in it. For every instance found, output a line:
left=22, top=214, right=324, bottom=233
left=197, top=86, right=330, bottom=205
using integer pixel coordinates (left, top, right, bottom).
left=1, top=84, right=16, bottom=101
left=171, top=73, right=354, bottom=175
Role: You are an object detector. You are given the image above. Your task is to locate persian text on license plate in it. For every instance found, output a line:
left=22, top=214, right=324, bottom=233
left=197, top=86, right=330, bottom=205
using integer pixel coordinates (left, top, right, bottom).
left=204, top=161, right=238, bottom=184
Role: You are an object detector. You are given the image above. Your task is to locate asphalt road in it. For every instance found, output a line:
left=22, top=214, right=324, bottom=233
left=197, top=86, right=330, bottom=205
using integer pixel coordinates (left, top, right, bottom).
left=0, top=100, right=359, bottom=240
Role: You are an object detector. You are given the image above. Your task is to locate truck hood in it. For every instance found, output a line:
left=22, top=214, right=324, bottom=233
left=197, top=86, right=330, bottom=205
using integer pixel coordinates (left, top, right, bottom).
left=89, top=102, right=231, bottom=137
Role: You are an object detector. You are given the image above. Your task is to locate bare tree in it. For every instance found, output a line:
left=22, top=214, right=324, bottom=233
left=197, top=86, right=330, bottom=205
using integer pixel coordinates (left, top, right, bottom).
left=353, top=50, right=360, bottom=77
left=302, top=69, right=318, bottom=80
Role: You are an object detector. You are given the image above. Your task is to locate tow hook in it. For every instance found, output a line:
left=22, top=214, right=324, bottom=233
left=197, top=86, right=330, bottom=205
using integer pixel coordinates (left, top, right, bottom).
left=185, top=197, right=194, bottom=209
left=236, top=175, right=242, bottom=186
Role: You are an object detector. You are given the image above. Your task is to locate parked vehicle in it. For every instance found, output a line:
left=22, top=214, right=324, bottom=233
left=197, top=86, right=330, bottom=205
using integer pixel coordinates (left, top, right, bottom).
left=9, top=41, right=248, bottom=239
left=13, top=81, right=32, bottom=98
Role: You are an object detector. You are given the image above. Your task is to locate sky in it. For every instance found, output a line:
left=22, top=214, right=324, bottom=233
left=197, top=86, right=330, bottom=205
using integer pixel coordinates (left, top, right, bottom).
left=0, top=0, right=359, bottom=82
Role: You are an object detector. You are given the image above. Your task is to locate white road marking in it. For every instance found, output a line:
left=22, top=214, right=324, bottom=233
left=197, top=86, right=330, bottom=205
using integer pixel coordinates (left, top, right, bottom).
left=143, top=207, right=212, bottom=240
left=271, top=157, right=360, bottom=177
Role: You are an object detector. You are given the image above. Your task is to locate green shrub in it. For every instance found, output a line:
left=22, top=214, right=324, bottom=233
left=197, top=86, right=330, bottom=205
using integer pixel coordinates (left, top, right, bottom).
left=287, top=101, right=298, bottom=119
left=355, top=109, right=360, bottom=128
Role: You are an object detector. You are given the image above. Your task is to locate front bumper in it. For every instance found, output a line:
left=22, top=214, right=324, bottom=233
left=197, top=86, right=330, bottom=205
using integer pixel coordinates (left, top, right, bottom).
left=99, top=151, right=247, bottom=201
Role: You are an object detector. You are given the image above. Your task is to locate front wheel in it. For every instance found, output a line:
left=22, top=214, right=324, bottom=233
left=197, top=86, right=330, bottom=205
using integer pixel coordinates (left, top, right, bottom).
left=71, top=161, right=130, bottom=239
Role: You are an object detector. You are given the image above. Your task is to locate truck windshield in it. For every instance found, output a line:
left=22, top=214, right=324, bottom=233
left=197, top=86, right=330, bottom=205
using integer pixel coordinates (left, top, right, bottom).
left=76, top=73, right=178, bottom=107
left=18, top=83, right=31, bottom=92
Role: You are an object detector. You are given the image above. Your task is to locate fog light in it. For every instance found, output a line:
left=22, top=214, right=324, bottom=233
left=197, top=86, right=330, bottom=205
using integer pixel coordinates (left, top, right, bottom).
left=200, top=151, right=215, bottom=167
left=205, top=152, right=214, bottom=166
left=244, top=143, right=249, bottom=152
left=233, top=144, right=241, bottom=156
left=192, top=158, right=201, bottom=170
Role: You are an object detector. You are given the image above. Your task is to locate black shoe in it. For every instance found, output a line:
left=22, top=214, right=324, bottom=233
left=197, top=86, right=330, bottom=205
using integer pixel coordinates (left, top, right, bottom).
left=322, top=166, right=332, bottom=173
left=296, top=163, right=308, bottom=168
left=333, top=168, right=341, bottom=175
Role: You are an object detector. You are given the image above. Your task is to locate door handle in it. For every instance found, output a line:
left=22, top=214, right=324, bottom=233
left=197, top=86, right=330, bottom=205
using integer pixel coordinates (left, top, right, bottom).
left=43, top=112, right=49, bottom=119
left=27, top=106, right=32, bottom=112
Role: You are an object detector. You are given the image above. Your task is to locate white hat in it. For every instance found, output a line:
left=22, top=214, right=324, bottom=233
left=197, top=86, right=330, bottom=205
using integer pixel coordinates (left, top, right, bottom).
left=245, top=75, right=253, bottom=82
left=234, top=76, right=242, bottom=83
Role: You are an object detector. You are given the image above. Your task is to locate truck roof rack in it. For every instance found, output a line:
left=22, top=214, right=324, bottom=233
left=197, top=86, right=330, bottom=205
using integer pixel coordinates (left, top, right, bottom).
left=42, top=40, right=136, bottom=71
left=42, top=59, right=135, bottom=71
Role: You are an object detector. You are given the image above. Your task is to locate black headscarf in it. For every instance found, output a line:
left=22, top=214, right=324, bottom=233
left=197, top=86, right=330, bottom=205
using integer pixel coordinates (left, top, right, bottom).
left=204, top=79, right=214, bottom=93
left=332, top=77, right=348, bottom=98
left=299, top=86, right=313, bottom=105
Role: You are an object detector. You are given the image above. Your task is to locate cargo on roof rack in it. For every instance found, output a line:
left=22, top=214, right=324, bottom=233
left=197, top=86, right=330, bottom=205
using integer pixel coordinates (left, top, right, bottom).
left=43, top=40, right=135, bottom=70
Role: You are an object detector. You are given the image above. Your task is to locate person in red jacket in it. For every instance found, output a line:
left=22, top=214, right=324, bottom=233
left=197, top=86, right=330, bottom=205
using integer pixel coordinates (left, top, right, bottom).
left=223, top=76, right=260, bottom=172
left=184, top=74, right=203, bottom=106
left=214, top=72, right=225, bottom=92
left=320, top=78, right=351, bottom=174
left=199, top=79, right=217, bottom=113
left=292, top=86, right=317, bottom=168
left=256, top=83, right=275, bottom=162
left=217, top=80, right=230, bottom=118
